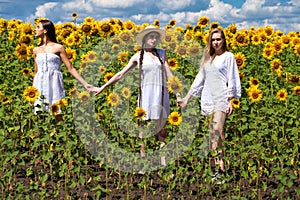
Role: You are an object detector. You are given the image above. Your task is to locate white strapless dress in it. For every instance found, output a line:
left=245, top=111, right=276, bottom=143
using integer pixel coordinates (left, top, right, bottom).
left=33, top=53, right=65, bottom=114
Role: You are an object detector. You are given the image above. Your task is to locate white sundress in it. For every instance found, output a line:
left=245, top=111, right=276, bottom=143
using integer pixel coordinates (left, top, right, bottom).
left=137, top=49, right=170, bottom=120
left=188, top=51, right=241, bottom=116
left=33, top=53, right=65, bottom=114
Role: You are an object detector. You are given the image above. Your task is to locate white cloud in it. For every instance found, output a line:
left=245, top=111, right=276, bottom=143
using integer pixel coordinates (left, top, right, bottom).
left=62, top=0, right=94, bottom=12
left=18, top=0, right=300, bottom=33
left=158, top=0, right=196, bottom=11
left=35, top=2, right=58, bottom=17
left=288, top=0, right=300, bottom=6
left=90, top=0, right=145, bottom=8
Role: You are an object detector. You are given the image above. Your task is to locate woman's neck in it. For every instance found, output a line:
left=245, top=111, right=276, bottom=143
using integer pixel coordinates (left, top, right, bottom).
left=144, top=47, right=155, bottom=52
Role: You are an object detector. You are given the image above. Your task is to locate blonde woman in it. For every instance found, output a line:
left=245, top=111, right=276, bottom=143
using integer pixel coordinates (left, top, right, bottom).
left=179, top=28, right=241, bottom=183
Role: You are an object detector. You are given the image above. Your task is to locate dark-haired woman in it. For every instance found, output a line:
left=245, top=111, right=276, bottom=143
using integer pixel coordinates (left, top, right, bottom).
left=95, top=26, right=177, bottom=161
left=32, top=19, right=94, bottom=118
left=178, top=28, right=241, bottom=183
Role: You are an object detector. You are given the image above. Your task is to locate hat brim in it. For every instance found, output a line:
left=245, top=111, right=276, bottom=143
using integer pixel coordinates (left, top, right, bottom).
left=136, top=28, right=166, bottom=47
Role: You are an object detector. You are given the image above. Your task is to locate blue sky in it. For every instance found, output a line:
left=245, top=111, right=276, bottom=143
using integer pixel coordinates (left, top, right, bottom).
left=0, top=0, right=299, bottom=33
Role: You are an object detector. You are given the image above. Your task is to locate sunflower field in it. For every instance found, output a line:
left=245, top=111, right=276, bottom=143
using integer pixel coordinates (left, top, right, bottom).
left=0, top=15, right=300, bottom=199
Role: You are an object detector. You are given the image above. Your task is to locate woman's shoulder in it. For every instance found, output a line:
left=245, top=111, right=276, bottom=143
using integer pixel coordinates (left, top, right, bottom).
left=224, top=51, right=234, bottom=57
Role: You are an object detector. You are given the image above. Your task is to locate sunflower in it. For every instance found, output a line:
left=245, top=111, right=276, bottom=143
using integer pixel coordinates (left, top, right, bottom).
left=112, top=44, right=120, bottom=52
left=292, top=86, right=300, bottom=96
left=15, top=44, right=30, bottom=60
left=168, top=112, right=182, bottom=126
left=230, top=98, right=241, bottom=108
left=262, top=47, right=274, bottom=59
left=291, top=37, right=300, bottom=47
left=275, top=30, right=284, bottom=37
left=78, top=91, right=91, bottom=103
left=107, top=92, right=120, bottom=106
left=153, top=19, right=160, bottom=27
left=134, top=107, right=146, bottom=119
left=188, top=43, right=202, bottom=57
left=209, top=22, right=220, bottom=30
left=272, top=41, right=283, bottom=54
left=84, top=16, right=94, bottom=24
left=104, top=72, right=114, bottom=83
left=123, top=20, right=136, bottom=30
left=288, top=75, right=300, bottom=84
left=294, top=44, right=300, bottom=56
left=249, top=77, right=260, bottom=87
left=281, top=35, right=290, bottom=46
left=197, top=16, right=209, bottom=28
left=175, top=45, right=187, bottom=58
left=98, top=66, right=107, bottom=75
left=119, top=31, right=134, bottom=44
left=270, top=59, right=282, bottom=73
left=19, top=34, right=33, bottom=45
left=86, top=51, right=97, bottom=62
left=169, top=19, right=176, bottom=27
left=23, top=86, right=40, bottom=103
left=259, top=32, right=268, bottom=43
left=235, top=52, right=246, bottom=69
left=8, top=31, right=15, bottom=41
left=101, top=52, right=111, bottom=63
left=57, top=98, right=68, bottom=107
left=50, top=103, right=60, bottom=115
left=167, top=76, right=183, bottom=94
left=80, top=62, right=88, bottom=70
left=20, top=22, right=34, bottom=35
left=2, top=97, right=10, bottom=105
left=65, top=48, right=76, bottom=62
left=110, top=37, right=121, bottom=44
left=251, top=34, right=261, bottom=45
left=264, top=26, right=274, bottom=38
left=0, top=91, right=2, bottom=99
left=99, top=22, right=114, bottom=37
left=168, top=58, right=179, bottom=70
left=193, top=31, right=204, bottom=42
left=234, top=31, right=249, bottom=46
left=118, top=51, right=129, bottom=65
left=68, top=88, right=79, bottom=97
left=80, top=23, right=92, bottom=35
left=60, top=29, right=72, bottom=39
left=247, top=87, right=263, bottom=103
left=96, top=113, right=104, bottom=119
left=239, top=71, right=245, bottom=82
left=72, top=12, right=78, bottom=19
left=121, top=87, right=131, bottom=99
left=276, top=89, right=288, bottom=101
left=22, top=68, right=31, bottom=76
left=65, top=35, right=76, bottom=46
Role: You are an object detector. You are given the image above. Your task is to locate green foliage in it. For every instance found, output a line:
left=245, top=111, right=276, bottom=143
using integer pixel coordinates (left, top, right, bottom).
left=0, top=18, right=299, bottom=199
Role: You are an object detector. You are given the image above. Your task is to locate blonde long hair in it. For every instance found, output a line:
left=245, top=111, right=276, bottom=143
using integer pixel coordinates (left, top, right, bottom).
left=200, top=28, right=228, bottom=68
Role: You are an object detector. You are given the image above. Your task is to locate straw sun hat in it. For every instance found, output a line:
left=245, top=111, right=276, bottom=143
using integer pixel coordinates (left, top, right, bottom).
left=136, top=25, right=166, bottom=47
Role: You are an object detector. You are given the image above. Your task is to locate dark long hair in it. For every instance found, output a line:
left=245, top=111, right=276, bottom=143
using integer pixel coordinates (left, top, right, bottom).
left=38, top=20, right=57, bottom=46
left=138, top=43, right=165, bottom=110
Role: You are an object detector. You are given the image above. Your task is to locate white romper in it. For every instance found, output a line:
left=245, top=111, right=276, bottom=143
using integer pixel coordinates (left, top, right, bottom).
left=188, top=51, right=241, bottom=116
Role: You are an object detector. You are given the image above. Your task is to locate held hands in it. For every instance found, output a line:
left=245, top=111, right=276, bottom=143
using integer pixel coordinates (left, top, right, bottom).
left=83, top=83, right=103, bottom=95
left=83, top=83, right=96, bottom=93
left=176, top=95, right=189, bottom=110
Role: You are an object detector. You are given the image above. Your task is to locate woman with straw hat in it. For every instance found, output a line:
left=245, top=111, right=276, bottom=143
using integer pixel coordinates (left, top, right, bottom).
left=95, top=25, right=177, bottom=161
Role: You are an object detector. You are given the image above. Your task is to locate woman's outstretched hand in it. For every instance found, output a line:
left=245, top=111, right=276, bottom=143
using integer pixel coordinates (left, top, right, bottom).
left=177, top=96, right=188, bottom=110
left=93, top=87, right=103, bottom=95
left=83, top=84, right=96, bottom=93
